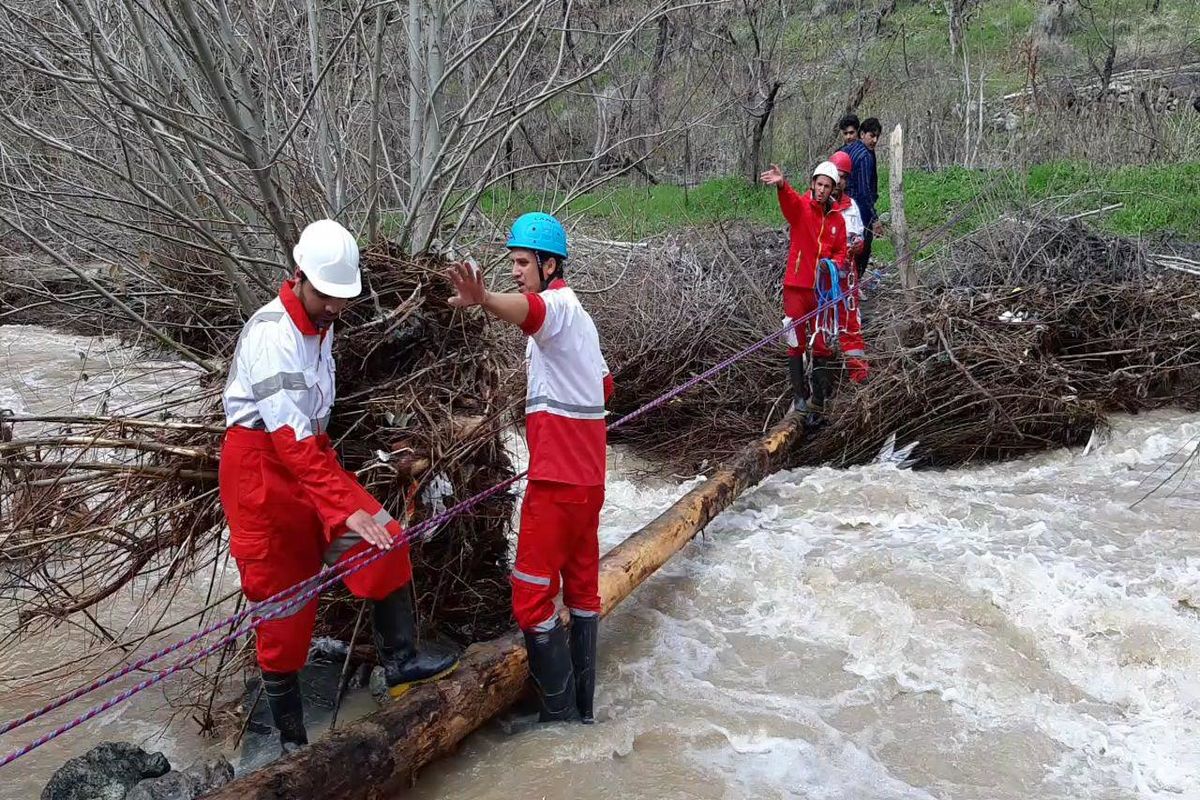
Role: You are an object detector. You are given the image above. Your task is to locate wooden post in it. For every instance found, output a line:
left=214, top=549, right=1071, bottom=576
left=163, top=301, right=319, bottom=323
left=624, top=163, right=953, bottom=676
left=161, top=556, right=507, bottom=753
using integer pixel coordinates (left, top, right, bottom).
left=204, top=417, right=805, bottom=800
left=888, top=123, right=916, bottom=291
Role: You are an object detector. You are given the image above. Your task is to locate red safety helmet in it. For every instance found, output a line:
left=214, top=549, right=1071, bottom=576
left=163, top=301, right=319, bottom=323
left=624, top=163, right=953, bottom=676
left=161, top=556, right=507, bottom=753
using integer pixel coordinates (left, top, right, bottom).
left=830, top=150, right=853, bottom=175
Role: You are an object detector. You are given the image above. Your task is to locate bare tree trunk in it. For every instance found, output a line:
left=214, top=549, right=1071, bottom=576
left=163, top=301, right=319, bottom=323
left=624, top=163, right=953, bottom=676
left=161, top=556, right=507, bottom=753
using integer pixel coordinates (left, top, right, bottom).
left=306, top=0, right=336, bottom=212
left=747, top=80, right=782, bottom=183
left=366, top=5, right=389, bottom=243
left=62, top=0, right=262, bottom=314
left=888, top=124, right=915, bottom=291
left=945, top=0, right=965, bottom=56
left=175, top=0, right=294, bottom=259
left=415, top=0, right=446, bottom=248
left=407, top=0, right=424, bottom=194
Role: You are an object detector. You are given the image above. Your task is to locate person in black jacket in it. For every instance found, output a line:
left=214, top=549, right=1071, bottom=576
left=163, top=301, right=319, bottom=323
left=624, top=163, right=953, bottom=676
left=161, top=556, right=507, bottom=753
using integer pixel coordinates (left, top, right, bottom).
left=840, top=117, right=882, bottom=275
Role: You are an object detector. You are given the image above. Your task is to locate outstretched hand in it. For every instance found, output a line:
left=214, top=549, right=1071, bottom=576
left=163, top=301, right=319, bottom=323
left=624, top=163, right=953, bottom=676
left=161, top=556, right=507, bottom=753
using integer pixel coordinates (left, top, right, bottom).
left=446, top=261, right=486, bottom=309
left=759, top=163, right=785, bottom=186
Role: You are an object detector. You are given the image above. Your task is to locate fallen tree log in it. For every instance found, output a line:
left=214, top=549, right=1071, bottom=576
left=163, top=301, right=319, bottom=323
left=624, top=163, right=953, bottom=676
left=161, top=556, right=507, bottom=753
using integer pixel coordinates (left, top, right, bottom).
left=204, top=415, right=804, bottom=800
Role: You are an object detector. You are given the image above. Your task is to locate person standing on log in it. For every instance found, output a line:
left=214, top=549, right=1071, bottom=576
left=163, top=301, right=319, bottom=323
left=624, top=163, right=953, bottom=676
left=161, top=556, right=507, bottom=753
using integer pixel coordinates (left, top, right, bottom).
left=220, top=219, right=458, bottom=755
left=446, top=212, right=612, bottom=724
left=828, top=150, right=869, bottom=385
left=760, top=160, right=849, bottom=424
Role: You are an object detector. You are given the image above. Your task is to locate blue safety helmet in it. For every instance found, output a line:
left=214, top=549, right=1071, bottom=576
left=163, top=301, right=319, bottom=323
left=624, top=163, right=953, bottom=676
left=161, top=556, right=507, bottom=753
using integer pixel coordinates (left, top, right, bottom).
left=506, top=212, right=568, bottom=260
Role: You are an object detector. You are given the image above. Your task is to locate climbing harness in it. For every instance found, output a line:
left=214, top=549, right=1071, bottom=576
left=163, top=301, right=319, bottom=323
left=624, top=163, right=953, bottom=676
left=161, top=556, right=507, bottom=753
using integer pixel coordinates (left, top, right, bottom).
left=813, top=257, right=845, bottom=345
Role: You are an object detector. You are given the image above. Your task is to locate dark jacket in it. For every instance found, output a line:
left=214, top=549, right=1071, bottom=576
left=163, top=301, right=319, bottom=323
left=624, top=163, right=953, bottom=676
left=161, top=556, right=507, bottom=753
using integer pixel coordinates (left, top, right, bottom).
left=839, top=140, right=877, bottom=226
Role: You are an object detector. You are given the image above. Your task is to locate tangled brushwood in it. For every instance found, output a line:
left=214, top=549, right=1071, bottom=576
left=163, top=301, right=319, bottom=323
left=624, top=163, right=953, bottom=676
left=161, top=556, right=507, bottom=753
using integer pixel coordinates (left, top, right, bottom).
left=591, top=217, right=1200, bottom=471
left=0, top=246, right=517, bottom=714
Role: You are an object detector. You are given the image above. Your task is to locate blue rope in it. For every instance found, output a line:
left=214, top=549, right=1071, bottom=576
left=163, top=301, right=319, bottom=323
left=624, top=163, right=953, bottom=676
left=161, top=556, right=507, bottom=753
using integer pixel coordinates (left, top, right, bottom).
left=814, top=258, right=843, bottom=339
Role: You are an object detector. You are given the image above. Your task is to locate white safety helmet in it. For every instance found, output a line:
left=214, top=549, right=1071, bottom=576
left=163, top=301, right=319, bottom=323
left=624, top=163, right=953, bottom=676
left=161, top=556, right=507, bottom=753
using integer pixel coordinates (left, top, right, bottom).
left=812, top=161, right=840, bottom=185
left=292, top=219, right=361, bottom=299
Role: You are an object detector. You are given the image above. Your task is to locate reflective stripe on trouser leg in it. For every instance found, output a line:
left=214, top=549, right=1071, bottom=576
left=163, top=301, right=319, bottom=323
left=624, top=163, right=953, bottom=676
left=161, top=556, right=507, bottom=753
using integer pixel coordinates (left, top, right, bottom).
left=782, top=287, right=831, bottom=358
left=511, top=481, right=568, bottom=631
left=512, top=565, right=559, bottom=632
left=839, top=297, right=866, bottom=358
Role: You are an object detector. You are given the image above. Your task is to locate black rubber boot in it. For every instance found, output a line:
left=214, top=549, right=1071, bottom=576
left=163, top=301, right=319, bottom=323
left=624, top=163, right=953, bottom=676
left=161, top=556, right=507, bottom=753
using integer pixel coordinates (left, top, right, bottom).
left=372, top=588, right=459, bottom=699
left=523, top=622, right=579, bottom=722
left=569, top=613, right=598, bottom=724
left=788, top=354, right=810, bottom=414
left=807, top=357, right=835, bottom=429
left=262, top=670, right=308, bottom=755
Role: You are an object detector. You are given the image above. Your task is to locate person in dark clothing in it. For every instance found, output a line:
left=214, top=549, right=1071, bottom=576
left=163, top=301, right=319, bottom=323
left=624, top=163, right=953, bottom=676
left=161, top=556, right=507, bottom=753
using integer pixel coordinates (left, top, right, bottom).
left=836, top=113, right=860, bottom=145
left=839, top=117, right=879, bottom=276
left=858, top=118, right=883, bottom=274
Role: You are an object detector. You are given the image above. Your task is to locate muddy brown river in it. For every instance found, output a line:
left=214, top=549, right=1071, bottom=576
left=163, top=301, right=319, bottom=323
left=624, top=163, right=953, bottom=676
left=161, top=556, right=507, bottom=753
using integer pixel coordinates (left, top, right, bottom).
left=3, top=324, right=1199, bottom=799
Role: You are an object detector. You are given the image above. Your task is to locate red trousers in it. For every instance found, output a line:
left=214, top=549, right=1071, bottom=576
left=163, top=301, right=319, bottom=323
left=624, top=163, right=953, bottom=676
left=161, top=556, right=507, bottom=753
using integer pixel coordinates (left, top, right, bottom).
left=511, top=480, right=604, bottom=631
left=219, top=427, right=412, bottom=673
left=783, top=286, right=831, bottom=358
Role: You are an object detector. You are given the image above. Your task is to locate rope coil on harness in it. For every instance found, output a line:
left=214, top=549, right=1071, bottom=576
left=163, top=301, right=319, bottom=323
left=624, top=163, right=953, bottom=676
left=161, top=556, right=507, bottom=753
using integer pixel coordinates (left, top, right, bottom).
left=813, top=257, right=844, bottom=343
left=1, top=179, right=999, bottom=765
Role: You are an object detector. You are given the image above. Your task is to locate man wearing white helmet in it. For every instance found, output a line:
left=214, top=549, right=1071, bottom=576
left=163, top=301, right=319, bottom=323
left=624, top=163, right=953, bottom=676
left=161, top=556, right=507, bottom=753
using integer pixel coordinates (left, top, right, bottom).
left=759, top=161, right=849, bottom=423
left=220, top=219, right=457, bottom=756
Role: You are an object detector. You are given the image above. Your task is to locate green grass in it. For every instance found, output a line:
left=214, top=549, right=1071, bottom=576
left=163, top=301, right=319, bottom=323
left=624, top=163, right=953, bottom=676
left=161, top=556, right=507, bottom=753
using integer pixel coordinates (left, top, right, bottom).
left=480, top=177, right=784, bottom=239
left=481, top=161, right=1199, bottom=250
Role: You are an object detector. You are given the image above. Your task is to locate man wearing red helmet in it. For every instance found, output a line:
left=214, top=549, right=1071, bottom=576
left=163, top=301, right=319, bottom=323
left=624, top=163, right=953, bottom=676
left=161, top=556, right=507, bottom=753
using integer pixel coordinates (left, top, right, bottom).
left=827, top=151, right=869, bottom=384
left=760, top=160, right=848, bottom=423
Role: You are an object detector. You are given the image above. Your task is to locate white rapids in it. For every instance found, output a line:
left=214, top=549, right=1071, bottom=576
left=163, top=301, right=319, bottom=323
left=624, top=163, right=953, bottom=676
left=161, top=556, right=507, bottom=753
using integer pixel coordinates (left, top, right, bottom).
left=3, top=324, right=1200, bottom=799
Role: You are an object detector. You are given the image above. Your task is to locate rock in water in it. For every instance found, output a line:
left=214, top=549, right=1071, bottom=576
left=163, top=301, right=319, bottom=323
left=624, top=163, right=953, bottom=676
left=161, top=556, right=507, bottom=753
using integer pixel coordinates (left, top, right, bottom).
left=126, top=756, right=235, bottom=800
left=41, top=742, right=170, bottom=800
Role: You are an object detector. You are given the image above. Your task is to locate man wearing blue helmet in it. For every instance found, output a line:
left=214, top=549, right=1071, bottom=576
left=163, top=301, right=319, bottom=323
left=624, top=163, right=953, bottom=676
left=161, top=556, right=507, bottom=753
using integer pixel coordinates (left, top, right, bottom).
left=447, top=212, right=612, bottom=725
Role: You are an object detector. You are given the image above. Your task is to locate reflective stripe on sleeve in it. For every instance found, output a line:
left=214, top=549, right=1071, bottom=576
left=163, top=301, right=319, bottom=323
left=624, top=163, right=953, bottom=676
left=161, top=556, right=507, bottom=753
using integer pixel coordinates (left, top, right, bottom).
left=250, top=371, right=309, bottom=401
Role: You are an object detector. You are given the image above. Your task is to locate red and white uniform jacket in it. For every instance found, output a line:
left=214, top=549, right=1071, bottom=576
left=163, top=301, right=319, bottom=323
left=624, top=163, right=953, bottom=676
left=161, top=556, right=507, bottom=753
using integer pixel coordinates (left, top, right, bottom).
left=775, top=182, right=848, bottom=287
left=520, top=278, right=612, bottom=487
left=222, top=280, right=365, bottom=533
left=832, top=195, right=865, bottom=260
left=835, top=195, right=864, bottom=240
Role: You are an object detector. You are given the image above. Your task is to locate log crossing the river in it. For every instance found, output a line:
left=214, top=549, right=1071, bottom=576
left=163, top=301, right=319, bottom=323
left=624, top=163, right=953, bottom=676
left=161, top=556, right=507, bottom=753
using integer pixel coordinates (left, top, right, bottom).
left=204, top=416, right=804, bottom=799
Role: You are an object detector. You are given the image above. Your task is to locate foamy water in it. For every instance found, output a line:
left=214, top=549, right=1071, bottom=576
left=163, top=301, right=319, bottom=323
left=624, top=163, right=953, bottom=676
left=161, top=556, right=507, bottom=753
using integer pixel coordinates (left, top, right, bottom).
left=3, top=325, right=1200, bottom=799
left=410, top=414, right=1200, bottom=800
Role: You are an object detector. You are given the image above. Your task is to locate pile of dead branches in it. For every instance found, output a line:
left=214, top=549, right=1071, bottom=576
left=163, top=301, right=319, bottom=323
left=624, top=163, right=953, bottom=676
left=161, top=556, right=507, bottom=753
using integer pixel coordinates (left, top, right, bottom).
left=571, top=224, right=794, bottom=470
left=0, top=244, right=517, bottom=692
left=587, top=217, right=1200, bottom=472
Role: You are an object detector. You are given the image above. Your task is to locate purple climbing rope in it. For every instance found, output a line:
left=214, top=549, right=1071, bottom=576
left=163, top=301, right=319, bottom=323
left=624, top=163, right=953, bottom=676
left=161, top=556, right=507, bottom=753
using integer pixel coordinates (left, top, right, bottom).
left=0, top=172, right=1003, bottom=765
left=4, top=177, right=997, bottom=752
left=0, top=270, right=891, bottom=769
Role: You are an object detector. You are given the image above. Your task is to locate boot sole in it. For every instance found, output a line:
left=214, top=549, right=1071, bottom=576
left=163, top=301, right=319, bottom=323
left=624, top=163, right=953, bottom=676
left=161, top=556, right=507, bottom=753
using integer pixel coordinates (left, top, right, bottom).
left=387, top=660, right=460, bottom=699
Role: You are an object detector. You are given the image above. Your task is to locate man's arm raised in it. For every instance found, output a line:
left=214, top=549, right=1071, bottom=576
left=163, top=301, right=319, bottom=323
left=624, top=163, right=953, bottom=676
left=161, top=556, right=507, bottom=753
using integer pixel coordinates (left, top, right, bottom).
left=447, top=261, right=529, bottom=327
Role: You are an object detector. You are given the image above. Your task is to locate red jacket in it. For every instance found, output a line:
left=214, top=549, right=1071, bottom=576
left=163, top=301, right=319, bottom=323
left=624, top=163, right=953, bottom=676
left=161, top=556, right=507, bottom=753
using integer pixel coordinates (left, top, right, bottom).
left=775, top=183, right=848, bottom=288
